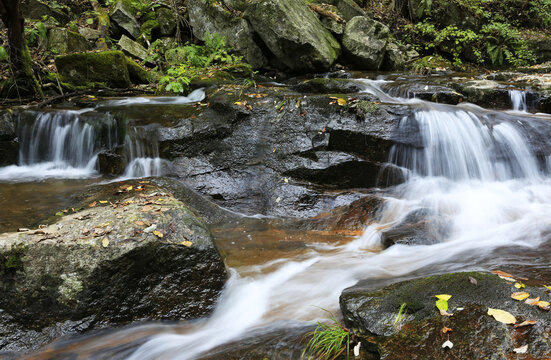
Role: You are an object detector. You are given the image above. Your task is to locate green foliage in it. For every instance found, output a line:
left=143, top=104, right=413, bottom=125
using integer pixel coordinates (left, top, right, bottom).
left=394, top=302, right=407, bottom=325
left=25, top=22, right=47, bottom=49
left=160, top=32, right=253, bottom=94
left=302, top=310, right=351, bottom=360
left=0, top=46, right=8, bottom=62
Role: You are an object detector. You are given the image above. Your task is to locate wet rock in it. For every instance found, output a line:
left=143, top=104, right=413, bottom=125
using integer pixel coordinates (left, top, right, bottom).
left=97, top=148, right=126, bottom=175
left=340, top=271, right=551, bottom=359
left=55, top=51, right=131, bottom=88
left=0, top=111, right=18, bottom=167
left=452, top=80, right=512, bottom=109
left=155, top=7, right=177, bottom=36
left=0, top=180, right=227, bottom=352
left=47, top=28, right=91, bottom=54
left=118, top=34, right=148, bottom=61
left=246, top=0, right=341, bottom=72
left=342, top=16, right=389, bottom=70
left=292, top=78, right=363, bottom=94
left=380, top=208, right=450, bottom=248
left=188, top=0, right=267, bottom=69
left=109, top=0, right=141, bottom=39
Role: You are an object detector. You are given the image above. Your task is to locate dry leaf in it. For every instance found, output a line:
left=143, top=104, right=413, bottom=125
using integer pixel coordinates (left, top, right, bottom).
left=180, top=241, right=193, bottom=247
left=135, top=221, right=145, bottom=226
left=442, top=340, right=453, bottom=349
left=513, top=345, right=528, bottom=354
left=101, top=237, right=109, bottom=248
left=511, top=292, right=530, bottom=301
left=537, top=301, right=550, bottom=311
left=153, top=230, right=164, bottom=238
left=435, top=294, right=452, bottom=301
left=515, top=320, right=536, bottom=328
left=440, top=309, right=453, bottom=317
left=525, top=297, right=541, bottom=306
left=487, top=308, right=516, bottom=324
left=337, top=98, right=347, bottom=106
left=469, top=276, right=478, bottom=285
left=89, top=201, right=97, bottom=207
left=492, top=270, right=515, bottom=278
left=99, top=200, right=108, bottom=204
left=514, top=282, right=525, bottom=289
left=442, top=326, right=453, bottom=333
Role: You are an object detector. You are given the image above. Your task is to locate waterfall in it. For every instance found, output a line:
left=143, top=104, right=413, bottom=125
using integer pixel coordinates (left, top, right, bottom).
left=0, top=110, right=118, bottom=181
left=509, top=89, right=527, bottom=112
left=121, top=126, right=170, bottom=178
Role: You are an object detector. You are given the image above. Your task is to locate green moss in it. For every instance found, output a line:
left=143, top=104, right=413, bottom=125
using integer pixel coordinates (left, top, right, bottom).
left=0, top=244, right=27, bottom=275
left=126, top=58, right=150, bottom=84
left=141, top=19, right=160, bottom=41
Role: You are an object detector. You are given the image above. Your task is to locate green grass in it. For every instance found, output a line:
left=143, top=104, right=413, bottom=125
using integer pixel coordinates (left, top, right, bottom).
left=302, top=310, right=351, bottom=360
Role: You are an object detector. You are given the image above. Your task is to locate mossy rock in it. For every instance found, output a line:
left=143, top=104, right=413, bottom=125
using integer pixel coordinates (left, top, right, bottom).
left=126, top=58, right=150, bottom=84
left=47, top=28, right=91, bottom=54
left=141, top=19, right=160, bottom=41
left=292, top=78, right=362, bottom=94
left=55, top=50, right=131, bottom=88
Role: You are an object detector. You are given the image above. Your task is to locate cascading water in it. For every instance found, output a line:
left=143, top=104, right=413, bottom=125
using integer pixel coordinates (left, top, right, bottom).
left=20, top=83, right=551, bottom=359
left=509, top=89, right=528, bottom=112
left=0, top=110, right=118, bottom=181
left=122, top=126, right=170, bottom=178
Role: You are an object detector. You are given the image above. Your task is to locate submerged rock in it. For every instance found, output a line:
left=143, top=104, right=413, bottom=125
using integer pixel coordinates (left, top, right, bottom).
left=342, top=16, right=389, bottom=70
left=246, top=0, right=341, bottom=72
left=0, top=180, right=227, bottom=352
left=341, top=271, right=551, bottom=359
left=380, top=208, right=450, bottom=247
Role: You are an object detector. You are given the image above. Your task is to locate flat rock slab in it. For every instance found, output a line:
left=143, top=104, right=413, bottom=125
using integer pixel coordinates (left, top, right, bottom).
left=0, top=180, right=227, bottom=352
left=340, top=271, right=551, bottom=359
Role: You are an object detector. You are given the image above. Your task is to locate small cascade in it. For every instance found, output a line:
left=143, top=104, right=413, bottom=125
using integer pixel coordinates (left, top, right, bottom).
left=121, top=126, right=170, bottom=178
left=509, top=89, right=527, bottom=112
left=0, top=110, right=118, bottom=181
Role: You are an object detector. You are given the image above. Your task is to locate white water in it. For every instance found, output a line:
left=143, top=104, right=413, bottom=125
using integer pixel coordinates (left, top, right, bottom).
left=509, top=89, right=528, bottom=112
left=123, top=81, right=551, bottom=359
left=99, top=88, right=206, bottom=107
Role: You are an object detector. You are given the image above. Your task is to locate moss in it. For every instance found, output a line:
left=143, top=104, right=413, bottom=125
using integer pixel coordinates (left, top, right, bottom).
left=55, top=50, right=131, bottom=88
left=141, top=19, right=160, bottom=41
left=408, top=55, right=452, bottom=74
left=126, top=58, right=150, bottom=84
left=0, top=244, right=27, bottom=275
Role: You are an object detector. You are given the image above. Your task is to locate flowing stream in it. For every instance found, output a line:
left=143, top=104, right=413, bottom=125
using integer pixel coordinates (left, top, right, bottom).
left=16, top=80, right=551, bottom=359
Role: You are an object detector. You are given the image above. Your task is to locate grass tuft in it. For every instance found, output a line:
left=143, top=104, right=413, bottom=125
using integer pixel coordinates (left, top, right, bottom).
left=302, top=309, right=351, bottom=360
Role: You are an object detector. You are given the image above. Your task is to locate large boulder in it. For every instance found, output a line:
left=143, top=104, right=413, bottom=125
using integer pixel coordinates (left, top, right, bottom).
left=47, top=28, right=91, bottom=54
left=0, top=110, right=18, bottom=167
left=21, top=0, right=69, bottom=25
left=341, top=271, right=551, bottom=359
left=0, top=180, right=227, bottom=352
left=118, top=34, right=148, bottom=60
left=188, top=0, right=267, bottom=69
left=109, top=0, right=141, bottom=39
left=246, top=0, right=341, bottom=72
left=342, top=16, right=389, bottom=70
left=55, top=51, right=131, bottom=88
left=156, top=7, right=177, bottom=36
left=324, top=0, right=367, bottom=21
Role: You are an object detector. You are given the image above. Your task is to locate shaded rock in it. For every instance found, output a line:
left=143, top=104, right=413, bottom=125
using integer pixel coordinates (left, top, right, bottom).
left=452, top=79, right=512, bottom=109
left=188, top=0, right=267, bottom=69
left=321, top=16, right=345, bottom=35
left=342, top=16, right=389, bottom=70
left=0, top=111, right=18, bottom=167
left=381, top=43, right=418, bottom=70
left=126, top=58, right=151, bottom=84
left=156, top=7, right=177, bottom=36
left=22, top=0, right=69, bottom=25
left=340, top=271, right=551, bottom=359
left=118, top=34, right=148, bottom=60
left=380, top=208, right=450, bottom=248
left=78, top=27, right=102, bottom=41
left=325, top=0, right=367, bottom=21
left=0, top=180, right=227, bottom=352
left=110, top=0, right=141, bottom=39
left=141, top=19, right=160, bottom=41
left=292, top=78, right=362, bottom=94
left=97, top=148, right=126, bottom=175
left=246, top=0, right=341, bottom=72
left=55, top=51, right=130, bottom=88
left=47, top=28, right=91, bottom=54
left=527, top=35, right=551, bottom=63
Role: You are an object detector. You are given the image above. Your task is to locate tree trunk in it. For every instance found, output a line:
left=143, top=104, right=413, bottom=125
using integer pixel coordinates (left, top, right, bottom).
left=0, top=0, right=43, bottom=98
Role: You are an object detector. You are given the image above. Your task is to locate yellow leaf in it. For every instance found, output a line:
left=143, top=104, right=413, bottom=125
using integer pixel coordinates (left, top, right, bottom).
left=526, top=297, right=541, bottom=306
left=514, top=282, right=525, bottom=289
left=487, top=308, right=516, bottom=324
left=435, top=299, right=448, bottom=312
left=101, top=237, right=109, bottom=248
left=544, top=285, right=551, bottom=290
left=99, top=200, right=108, bottom=204
left=126, top=186, right=133, bottom=191
left=337, top=98, right=347, bottom=106
left=234, top=101, right=243, bottom=106
left=153, top=230, right=164, bottom=238
left=511, top=292, right=530, bottom=300
left=537, top=301, right=551, bottom=311
left=180, top=241, right=193, bottom=247
left=435, top=294, right=452, bottom=301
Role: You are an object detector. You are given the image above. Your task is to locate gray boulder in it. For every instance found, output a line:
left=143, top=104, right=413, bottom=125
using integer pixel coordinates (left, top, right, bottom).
left=78, top=27, right=102, bottom=41
left=22, top=0, right=69, bottom=25
left=246, top=0, right=341, bottom=72
left=118, top=34, right=148, bottom=60
left=0, top=180, right=227, bottom=352
left=156, top=7, right=177, bottom=36
left=47, top=28, right=91, bottom=54
left=342, top=16, right=389, bottom=70
left=188, top=0, right=267, bottom=69
left=110, top=0, right=141, bottom=39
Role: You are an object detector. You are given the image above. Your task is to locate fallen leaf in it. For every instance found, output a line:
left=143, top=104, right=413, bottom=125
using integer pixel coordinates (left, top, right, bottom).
left=353, top=342, right=361, bottom=357
left=492, top=270, right=515, bottom=278
left=440, top=309, right=453, bottom=316
left=513, top=344, right=528, bottom=354
left=544, top=285, right=551, bottom=291
left=153, top=230, right=164, bottom=238
left=469, top=276, right=478, bottom=286
left=515, top=320, right=537, bottom=328
left=89, top=201, right=97, bottom=207
left=82, top=228, right=90, bottom=236
left=180, top=241, right=193, bottom=247
left=101, top=237, right=109, bottom=248
left=487, top=308, right=517, bottom=324
left=17, top=228, right=30, bottom=232
left=275, top=196, right=281, bottom=203
left=116, top=215, right=123, bottom=219
left=435, top=294, right=452, bottom=301
left=442, top=340, right=453, bottom=349
left=442, top=327, right=453, bottom=333
left=436, top=299, right=448, bottom=312
left=537, top=301, right=550, bottom=311
left=143, top=224, right=157, bottom=233
left=525, top=297, right=541, bottom=306
left=169, top=223, right=176, bottom=233
left=135, top=221, right=145, bottom=226
left=511, top=292, right=530, bottom=301
left=337, top=98, right=347, bottom=106
left=514, top=282, right=525, bottom=289
left=99, top=200, right=108, bottom=204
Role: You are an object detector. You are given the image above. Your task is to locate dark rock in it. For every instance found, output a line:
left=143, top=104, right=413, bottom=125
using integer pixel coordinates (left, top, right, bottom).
left=188, top=0, right=267, bottom=69
left=452, top=80, right=512, bottom=109
left=47, top=28, right=91, bottom=54
left=527, top=36, right=551, bottom=63
left=342, top=16, right=389, bottom=70
left=340, top=271, right=551, bottom=359
left=110, top=0, right=141, bottom=39
left=0, top=111, right=18, bottom=167
left=97, top=148, right=126, bottom=175
left=155, top=7, right=177, bottom=36
left=246, top=0, right=341, bottom=72
left=0, top=180, right=227, bottom=352
left=78, top=27, right=102, bottom=41
left=292, top=78, right=363, bottom=94
left=22, top=0, right=69, bottom=25
left=380, top=208, right=450, bottom=248
left=326, top=0, right=367, bottom=21
left=126, top=58, right=151, bottom=84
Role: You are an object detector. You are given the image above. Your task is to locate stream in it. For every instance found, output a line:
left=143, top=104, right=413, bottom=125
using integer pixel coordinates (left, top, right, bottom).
left=2, top=78, right=551, bottom=359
